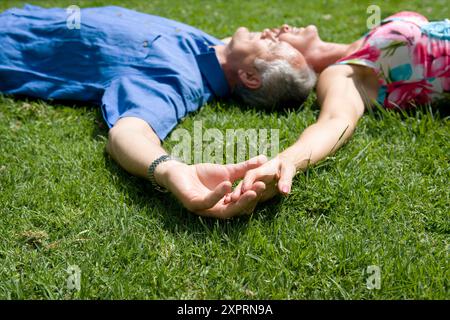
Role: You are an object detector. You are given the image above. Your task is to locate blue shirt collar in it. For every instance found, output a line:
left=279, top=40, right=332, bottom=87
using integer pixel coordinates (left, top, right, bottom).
left=195, top=47, right=230, bottom=98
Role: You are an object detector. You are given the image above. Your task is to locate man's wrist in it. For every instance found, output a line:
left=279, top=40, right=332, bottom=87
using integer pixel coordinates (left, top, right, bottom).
left=153, top=158, right=185, bottom=190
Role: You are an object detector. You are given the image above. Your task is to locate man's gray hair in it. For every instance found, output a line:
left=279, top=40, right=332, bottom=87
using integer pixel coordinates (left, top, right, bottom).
left=234, top=58, right=317, bottom=109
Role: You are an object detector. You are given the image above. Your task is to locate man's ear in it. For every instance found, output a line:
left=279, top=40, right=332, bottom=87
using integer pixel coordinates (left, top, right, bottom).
left=237, top=69, right=261, bottom=89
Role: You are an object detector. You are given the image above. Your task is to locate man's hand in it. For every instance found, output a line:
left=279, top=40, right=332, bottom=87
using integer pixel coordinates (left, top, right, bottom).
left=224, top=155, right=297, bottom=204
left=155, top=155, right=268, bottom=219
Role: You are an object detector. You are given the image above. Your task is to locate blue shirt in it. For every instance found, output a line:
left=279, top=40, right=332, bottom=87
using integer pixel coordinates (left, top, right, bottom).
left=0, top=4, right=229, bottom=140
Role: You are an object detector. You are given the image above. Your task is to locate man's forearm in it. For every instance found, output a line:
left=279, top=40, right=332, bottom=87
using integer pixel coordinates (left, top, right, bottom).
left=106, top=118, right=264, bottom=218
left=106, top=117, right=176, bottom=184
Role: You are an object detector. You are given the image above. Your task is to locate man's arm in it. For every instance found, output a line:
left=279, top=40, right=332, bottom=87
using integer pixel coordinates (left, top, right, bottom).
left=106, top=117, right=267, bottom=218
left=106, top=117, right=169, bottom=179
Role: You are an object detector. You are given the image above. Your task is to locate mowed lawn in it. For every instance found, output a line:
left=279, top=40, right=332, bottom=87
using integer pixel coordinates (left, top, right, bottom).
left=0, top=0, right=449, bottom=299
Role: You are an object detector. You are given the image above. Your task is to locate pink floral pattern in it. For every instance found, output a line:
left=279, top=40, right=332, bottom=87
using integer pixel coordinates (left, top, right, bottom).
left=337, top=11, right=449, bottom=109
left=340, top=45, right=381, bottom=63
left=385, top=80, right=433, bottom=108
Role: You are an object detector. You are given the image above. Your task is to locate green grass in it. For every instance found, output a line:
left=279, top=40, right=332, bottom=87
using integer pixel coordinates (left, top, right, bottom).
left=0, top=0, right=449, bottom=299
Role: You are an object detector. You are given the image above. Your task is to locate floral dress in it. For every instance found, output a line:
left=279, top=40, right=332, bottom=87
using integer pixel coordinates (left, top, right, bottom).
left=336, top=11, right=449, bottom=109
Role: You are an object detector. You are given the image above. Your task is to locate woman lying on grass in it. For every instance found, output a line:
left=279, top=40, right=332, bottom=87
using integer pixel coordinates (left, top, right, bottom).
left=225, top=11, right=449, bottom=204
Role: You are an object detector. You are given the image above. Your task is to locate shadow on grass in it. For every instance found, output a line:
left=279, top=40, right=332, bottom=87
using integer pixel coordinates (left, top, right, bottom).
left=102, top=151, right=283, bottom=238
left=228, top=92, right=317, bottom=115
left=97, top=114, right=283, bottom=240
left=1, top=94, right=284, bottom=236
left=85, top=99, right=283, bottom=239
left=367, top=99, right=450, bottom=120
left=8, top=93, right=446, bottom=238
left=29, top=94, right=448, bottom=237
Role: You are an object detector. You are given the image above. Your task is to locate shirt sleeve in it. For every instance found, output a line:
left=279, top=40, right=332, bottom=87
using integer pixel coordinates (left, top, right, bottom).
left=101, top=76, right=189, bottom=140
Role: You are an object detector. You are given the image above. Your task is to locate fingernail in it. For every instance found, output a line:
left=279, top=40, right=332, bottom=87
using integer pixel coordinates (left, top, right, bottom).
left=282, top=186, right=289, bottom=194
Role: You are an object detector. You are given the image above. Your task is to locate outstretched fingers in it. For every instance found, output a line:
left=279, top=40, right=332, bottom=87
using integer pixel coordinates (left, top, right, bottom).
left=241, top=165, right=278, bottom=194
left=277, top=161, right=296, bottom=195
left=202, top=189, right=260, bottom=219
left=224, top=180, right=265, bottom=204
left=225, top=190, right=258, bottom=217
left=225, top=155, right=268, bottom=183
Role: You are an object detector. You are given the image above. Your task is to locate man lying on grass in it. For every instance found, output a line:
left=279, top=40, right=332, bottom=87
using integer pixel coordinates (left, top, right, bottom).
left=3, top=6, right=447, bottom=219
left=0, top=5, right=316, bottom=218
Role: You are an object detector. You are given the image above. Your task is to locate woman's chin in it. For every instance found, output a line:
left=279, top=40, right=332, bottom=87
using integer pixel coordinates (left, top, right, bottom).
left=306, top=25, right=319, bottom=35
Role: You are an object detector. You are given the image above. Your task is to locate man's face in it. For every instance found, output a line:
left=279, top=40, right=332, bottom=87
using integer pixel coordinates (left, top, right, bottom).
left=226, top=27, right=307, bottom=70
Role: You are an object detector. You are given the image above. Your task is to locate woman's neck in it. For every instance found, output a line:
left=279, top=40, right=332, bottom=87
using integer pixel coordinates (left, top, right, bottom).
left=305, top=40, right=362, bottom=73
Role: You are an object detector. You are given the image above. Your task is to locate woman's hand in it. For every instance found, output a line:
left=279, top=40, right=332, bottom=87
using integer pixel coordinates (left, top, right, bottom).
left=155, top=155, right=268, bottom=219
left=224, top=155, right=297, bottom=204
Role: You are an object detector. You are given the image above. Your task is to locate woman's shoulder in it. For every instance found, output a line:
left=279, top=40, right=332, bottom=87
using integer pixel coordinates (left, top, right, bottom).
left=320, top=63, right=376, bottom=80
left=318, top=64, right=379, bottom=106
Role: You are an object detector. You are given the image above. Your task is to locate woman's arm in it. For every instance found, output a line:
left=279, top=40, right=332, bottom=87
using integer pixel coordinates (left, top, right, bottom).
left=279, top=64, right=366, bottom=171
left=228, top=65, right=368, bottom=201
